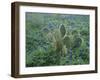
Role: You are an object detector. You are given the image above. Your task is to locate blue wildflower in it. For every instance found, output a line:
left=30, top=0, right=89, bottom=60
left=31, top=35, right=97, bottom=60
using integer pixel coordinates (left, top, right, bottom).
left=48, top=23, right=54, bottom=30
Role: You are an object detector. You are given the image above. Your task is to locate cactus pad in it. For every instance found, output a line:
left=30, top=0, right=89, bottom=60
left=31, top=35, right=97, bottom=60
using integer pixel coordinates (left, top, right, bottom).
left=63, top=36, right=71, bottom=48
left=60, top=24, right=66, bottom=37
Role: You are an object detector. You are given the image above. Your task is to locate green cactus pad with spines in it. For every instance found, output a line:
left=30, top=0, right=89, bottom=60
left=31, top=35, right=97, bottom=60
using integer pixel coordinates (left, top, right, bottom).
left=72, top=37, right=82, bottom=48
left=60, top=24, right=66, bottom=37
left=63, top=36, right=71, bottom=48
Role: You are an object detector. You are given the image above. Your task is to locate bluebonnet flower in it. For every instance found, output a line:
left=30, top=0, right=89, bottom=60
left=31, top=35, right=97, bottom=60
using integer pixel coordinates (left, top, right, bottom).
left=70, top=49, right=72, bottom=59
left=79, top=49, right=83, bottom=57
left=67, top=48, right=72, bottom=64
left=79, top=49, right=83, bottom=64
left=48, top=23, right=54, bottom=30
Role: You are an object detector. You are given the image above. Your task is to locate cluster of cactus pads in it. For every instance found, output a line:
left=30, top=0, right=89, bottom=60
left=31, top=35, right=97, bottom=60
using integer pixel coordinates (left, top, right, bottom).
left=46, top=24, right=83, bottom=55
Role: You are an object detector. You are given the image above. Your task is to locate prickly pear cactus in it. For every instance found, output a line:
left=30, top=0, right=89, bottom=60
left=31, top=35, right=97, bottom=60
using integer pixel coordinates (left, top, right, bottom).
left=46, top=24, right=83, bottom=55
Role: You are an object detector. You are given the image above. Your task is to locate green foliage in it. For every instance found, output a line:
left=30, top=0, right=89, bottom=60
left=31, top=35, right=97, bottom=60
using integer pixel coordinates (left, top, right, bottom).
left=26, top=12, right=90, bottom=67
